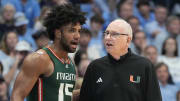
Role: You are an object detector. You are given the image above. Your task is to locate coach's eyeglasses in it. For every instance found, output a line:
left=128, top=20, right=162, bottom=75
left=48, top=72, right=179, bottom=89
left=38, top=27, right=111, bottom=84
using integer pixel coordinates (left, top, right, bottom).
left=103, top=31, right=128, bottom=38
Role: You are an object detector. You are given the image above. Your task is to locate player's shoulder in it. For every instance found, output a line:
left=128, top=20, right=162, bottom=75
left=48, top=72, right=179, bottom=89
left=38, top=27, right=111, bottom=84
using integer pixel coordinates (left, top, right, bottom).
left=20, top=49, right=51, bottom=75
left=24, top=49, right=50, bottom=65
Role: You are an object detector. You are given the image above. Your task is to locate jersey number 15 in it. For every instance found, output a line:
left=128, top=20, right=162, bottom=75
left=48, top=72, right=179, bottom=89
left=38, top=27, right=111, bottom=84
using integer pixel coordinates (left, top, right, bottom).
left=59, top=83, right=74, bottom=101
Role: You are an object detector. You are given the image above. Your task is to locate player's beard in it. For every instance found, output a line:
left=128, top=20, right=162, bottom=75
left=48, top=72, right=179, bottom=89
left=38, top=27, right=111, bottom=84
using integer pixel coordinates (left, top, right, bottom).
left=60, top=33, right=76, bottom=53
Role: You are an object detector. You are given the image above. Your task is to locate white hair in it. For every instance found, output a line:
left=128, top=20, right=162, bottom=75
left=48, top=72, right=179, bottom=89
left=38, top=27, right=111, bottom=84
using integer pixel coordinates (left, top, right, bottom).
left=112, top=19, right=133, bottom=38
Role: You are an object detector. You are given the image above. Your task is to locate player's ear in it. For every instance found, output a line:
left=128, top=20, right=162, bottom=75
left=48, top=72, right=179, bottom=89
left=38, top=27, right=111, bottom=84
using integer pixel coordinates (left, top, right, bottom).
left=55, top=29, right=61, bottom=39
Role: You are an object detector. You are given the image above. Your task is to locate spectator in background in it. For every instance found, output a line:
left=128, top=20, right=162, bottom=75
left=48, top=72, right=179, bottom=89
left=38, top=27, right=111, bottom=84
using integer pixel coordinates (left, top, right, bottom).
left=34, top=6, right=51, bottom=31
left=143, top=45, right=159, bottom=65
left=135, top=1, right=155, bottom=28
left=0, top=51, right=7, bottom=62
left=116, top=0, right=133, bottom=21
left=50, top=0, right=69, bottom=6
left=0, top=0, right=14, bottom=7
left=91, top=3, right=106, bottom=18
left=0, top=31, right=18, bottom=58
left=145, top=5, right=168, bottom=44
left=152, top=0, right=175, bottom=12
left=158, top=37, right=180, bottom=82
left=130, top=31, right=148, bottom=55
left=172, top=1, right=180, bottom=15
left=155, top=16, right=180, bottom=56
left=89, top=15, right=104, bottom=40
left=32, top=30, right=50, bottom=49
left=0, top=31, right=19, bottom=77
left=74, top=50, right=90, bottom=77
left=6, top=41, right=32, bottom=92
left=0, top=62, right=3, bottom=74
left=79, top=0, right=111, bottom=29
left=74, top=50, right=87, bottom=70
left=91, top=2, right=112, bottom=28
left=79, top=28, right=92, bottom=52
left=12, top=0, right=40, bottom=28
left=0, top=75, right=9, bottom=101
left=14, top=12, right=37, bottom=51
left=69, top=0, right=93, bottom=4
left=0, top=31, right=19, bottom=74
left=87, top=15, right=106, bottom=60
left=155, top=62, right=179, bottom=101
left=73, top=50, right=90, bottom=101
left=78, top=57, right=90, bottom=77
left=0, top=4, right=16, bottom=41
left=177, top=90, right=180, bottom=101
left=127, top=16, right=142, bottom=33
left=80, top=2, right=93, bottom=21
left=39, top=0, right=69, bottom=7
left=124, top=0, right=139, bottom=15
left=104, top=0, right=118, bottom=21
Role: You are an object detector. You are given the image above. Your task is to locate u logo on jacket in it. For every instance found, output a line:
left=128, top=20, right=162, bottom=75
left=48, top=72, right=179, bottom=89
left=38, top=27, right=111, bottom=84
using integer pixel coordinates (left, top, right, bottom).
left=130, top=75, right=141, bottom=83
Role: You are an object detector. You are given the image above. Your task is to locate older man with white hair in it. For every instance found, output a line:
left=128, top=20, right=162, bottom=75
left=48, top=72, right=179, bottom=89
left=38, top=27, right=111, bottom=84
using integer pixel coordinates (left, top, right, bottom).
left=79, top=19, right=162, bottom=101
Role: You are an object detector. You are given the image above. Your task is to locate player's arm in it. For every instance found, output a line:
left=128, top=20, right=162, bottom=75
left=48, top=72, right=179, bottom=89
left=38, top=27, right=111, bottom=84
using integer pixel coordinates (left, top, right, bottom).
left=73, top=77, right=83, bottom=101
left=11, top=52, right=48, bottom=101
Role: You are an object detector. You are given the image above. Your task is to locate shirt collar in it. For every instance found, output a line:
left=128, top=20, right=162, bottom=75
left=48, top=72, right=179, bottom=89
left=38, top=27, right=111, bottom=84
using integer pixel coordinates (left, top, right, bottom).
left=108, top=48, right=132, bottom=63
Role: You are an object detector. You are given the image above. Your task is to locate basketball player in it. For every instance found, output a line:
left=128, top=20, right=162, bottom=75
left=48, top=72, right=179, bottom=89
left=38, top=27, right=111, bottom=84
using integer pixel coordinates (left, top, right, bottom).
left=11, top=4, right=86, bottom=101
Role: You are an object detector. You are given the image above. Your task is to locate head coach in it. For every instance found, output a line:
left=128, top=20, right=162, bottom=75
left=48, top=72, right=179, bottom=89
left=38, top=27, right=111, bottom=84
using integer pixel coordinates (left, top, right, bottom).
left=79, top=19, right=162, bottom=101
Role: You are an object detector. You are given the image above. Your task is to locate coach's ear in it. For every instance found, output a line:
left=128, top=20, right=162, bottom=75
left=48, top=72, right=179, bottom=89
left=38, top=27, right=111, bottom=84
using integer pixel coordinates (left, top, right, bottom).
left=55, top=29, right=61, bottom=39
left=126, top=35, right=132, bottom=46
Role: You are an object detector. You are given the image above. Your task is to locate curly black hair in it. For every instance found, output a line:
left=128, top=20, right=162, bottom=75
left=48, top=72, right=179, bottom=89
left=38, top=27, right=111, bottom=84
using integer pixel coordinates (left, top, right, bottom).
left=43, top=4, right=86, bottom=41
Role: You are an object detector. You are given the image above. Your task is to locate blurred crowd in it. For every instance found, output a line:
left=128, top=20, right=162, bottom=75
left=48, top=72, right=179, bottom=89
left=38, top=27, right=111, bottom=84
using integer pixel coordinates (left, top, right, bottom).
left=0, top=0, right=180, bottom=101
